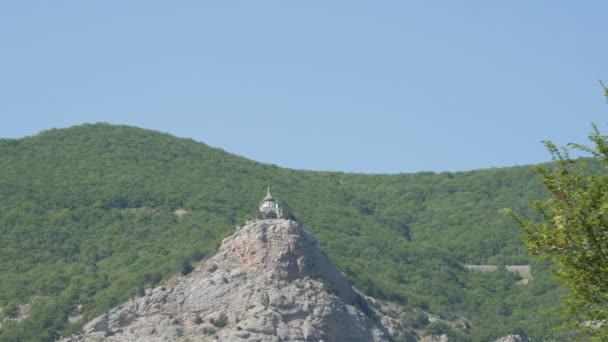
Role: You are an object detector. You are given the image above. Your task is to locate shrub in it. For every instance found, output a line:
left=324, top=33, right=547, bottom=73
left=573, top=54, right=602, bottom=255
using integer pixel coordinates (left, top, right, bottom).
left=180, top=260, right=194, bottom=276
left=203, top=327, right=217, bottom=335
left=426, top=321, right=452, bottom=335
left=210, top=314, right=228, bottom=328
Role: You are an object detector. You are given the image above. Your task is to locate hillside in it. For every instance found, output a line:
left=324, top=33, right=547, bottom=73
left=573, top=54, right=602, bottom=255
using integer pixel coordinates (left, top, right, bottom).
left=0, top=123, right=573, bottom=341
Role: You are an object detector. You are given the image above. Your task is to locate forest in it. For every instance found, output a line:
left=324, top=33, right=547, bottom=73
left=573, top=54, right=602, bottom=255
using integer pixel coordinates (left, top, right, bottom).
left=0, top=123, right=577, bottom=341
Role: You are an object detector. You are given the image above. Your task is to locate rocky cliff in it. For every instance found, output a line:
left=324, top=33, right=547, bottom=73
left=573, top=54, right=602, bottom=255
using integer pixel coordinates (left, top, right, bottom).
left=62, top=219, right=408, bottom=341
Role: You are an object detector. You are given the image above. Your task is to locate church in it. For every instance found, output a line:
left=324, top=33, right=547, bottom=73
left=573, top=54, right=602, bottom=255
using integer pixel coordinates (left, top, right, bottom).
left=258, top=187, right=284, bottom=219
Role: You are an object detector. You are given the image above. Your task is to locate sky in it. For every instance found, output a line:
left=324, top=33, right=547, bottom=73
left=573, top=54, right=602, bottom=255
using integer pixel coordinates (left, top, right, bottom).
left=1, top=1, right=607, bottom=173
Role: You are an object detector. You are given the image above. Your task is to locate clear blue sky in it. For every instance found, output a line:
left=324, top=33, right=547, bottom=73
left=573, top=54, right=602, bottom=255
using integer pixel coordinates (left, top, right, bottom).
left=1, top=1, right=606, bottom=173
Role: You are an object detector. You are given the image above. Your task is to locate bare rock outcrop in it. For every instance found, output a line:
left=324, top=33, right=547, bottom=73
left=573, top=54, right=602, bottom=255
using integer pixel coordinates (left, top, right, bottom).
left=494, top=335, right=530, bottom=342
left=62, top=219, right=408, bottom=341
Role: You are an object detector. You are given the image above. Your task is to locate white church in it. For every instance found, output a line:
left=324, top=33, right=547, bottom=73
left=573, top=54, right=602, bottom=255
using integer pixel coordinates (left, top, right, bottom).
left=258, top=187, right=284, bottom=219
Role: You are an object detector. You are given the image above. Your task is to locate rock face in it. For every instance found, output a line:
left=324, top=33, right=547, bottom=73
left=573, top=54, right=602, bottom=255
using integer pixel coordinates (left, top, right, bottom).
left=494, top=335, right=530, bottom=342
left=63, top=219, right=407, bottom=342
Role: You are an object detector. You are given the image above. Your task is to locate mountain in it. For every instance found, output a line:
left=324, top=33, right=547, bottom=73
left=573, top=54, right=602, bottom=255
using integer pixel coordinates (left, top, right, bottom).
left=62, top=219, right=407, bottom=341
left=0, top=123, right=574, bottom=341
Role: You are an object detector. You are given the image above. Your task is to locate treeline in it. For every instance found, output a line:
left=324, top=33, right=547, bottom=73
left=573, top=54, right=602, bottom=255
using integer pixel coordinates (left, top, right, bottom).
left=0, top=123, right=573, bottom=340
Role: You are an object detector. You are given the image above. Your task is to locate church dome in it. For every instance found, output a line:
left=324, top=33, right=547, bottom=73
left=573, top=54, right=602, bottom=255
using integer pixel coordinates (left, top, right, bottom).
left=262, top=187, right=275, bottom=202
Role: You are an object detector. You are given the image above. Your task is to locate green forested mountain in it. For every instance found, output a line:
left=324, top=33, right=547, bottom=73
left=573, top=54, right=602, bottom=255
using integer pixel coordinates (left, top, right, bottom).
left=0, top=123, right=572, bottom=341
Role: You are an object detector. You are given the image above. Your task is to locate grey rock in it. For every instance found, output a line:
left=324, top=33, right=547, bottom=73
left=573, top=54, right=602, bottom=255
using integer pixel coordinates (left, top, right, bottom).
left=62, top=219, right=408, bottom=342
left=419, top=333, right=530, bottom=342
left=494, top=335, right=530, bottom=342
left=420, top=334, right=450, bottom=342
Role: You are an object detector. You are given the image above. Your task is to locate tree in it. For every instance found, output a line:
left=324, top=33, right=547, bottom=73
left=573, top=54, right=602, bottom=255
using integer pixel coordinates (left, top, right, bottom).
left=505, top=84, right=608, bottom=338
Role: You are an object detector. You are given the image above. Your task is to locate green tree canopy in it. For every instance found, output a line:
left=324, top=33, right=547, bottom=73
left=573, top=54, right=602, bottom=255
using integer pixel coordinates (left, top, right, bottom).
left=506, top=85, right=608, bottom=338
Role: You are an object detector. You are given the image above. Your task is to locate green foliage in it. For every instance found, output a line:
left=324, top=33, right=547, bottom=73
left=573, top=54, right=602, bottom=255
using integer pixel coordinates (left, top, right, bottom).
left=210, top=314, right=228, bottom=328
left=180, top=259, right=194, bottom=276
left=203, top=327, right=217, bottom=335
left=506, top=88, right=608, bottom=339
left=0, top=123, right=571, bottom=340
left=408, top=312, right=430, bottom=329
left=426, top=321, right=452, bottom=335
